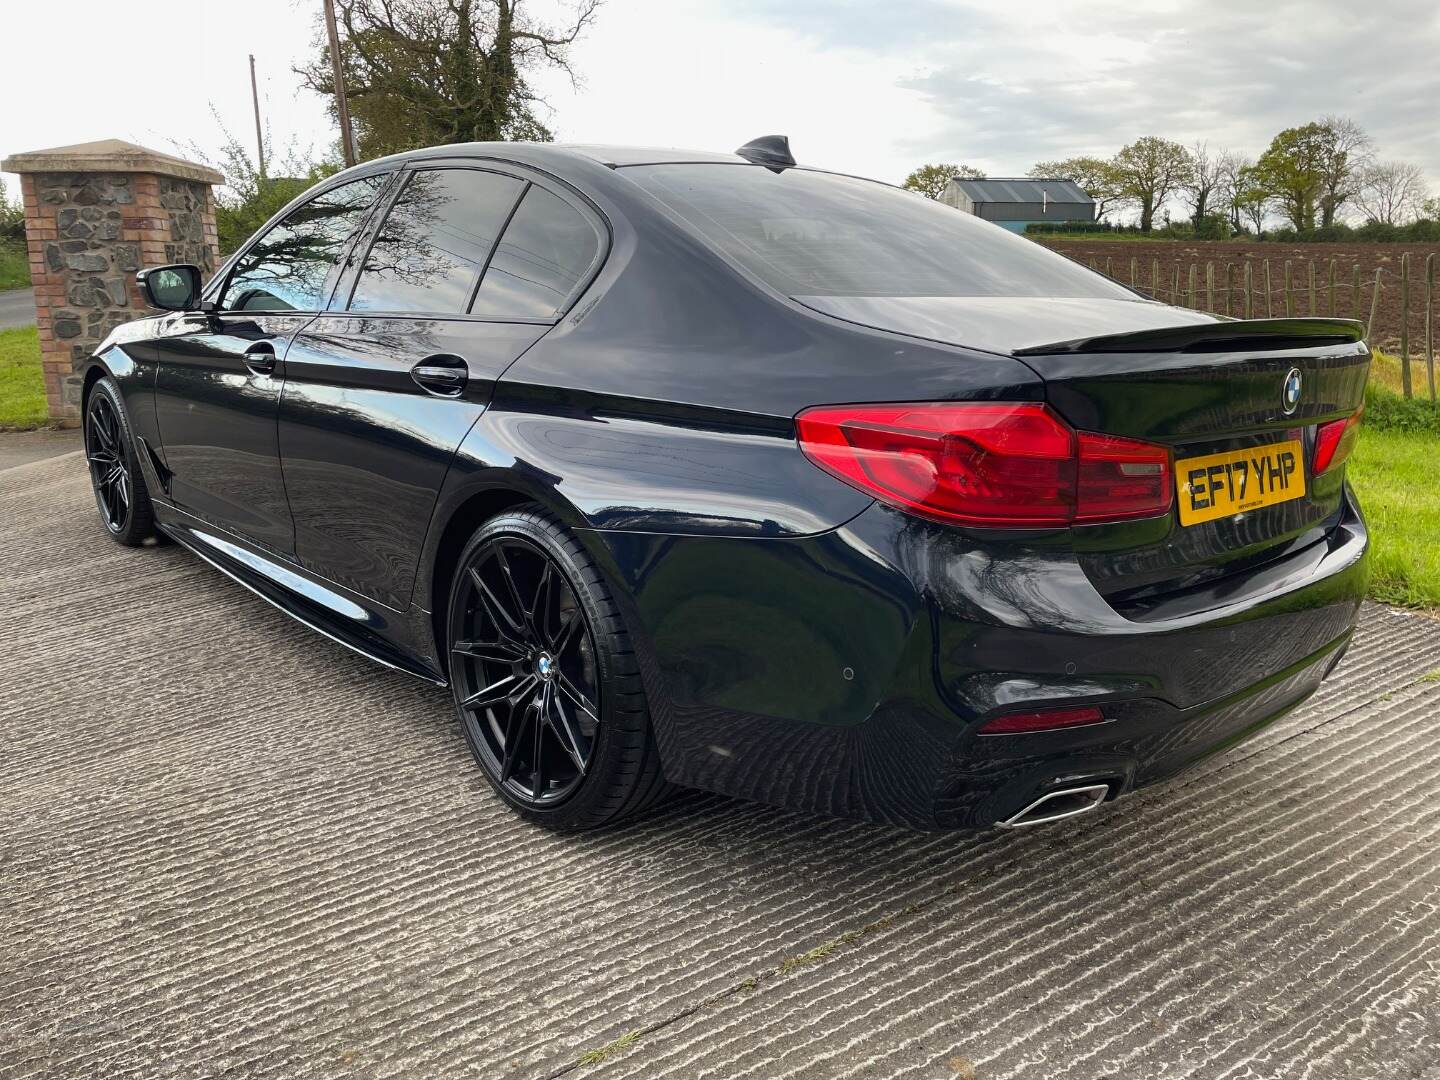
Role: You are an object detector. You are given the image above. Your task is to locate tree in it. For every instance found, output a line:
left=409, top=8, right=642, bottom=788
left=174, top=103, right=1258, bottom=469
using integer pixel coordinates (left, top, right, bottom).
left=1317, top=115, right=1372, bottom=227
left=1355, top=160, right=1428, bottom=225
left=1424, top=196, right=1440, bottom=222
left=1215, top=151, right=1249, bottom=233
left=1112, top=137, right=1193, bottom=232
left=0, top=184, right=24, bottom=241
left=178, top=116, right=341, bottom=256
left=1254, top=117, right=1371, bottom=231
left=299, top=0, right=600, bottom=159
left=1253, top=122, right=1329, bottom=231
left=1234, top=164, right=1271, bottom=236
left=1183, top=142, right=1226, bottom=229
left=902, top=163, right=985, bottom=200
left=1029, top=157, right=1124, bottom=221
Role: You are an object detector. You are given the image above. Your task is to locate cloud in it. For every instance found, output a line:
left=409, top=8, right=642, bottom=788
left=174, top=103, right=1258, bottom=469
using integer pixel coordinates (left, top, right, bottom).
left=711, top=0, right=1440, bottom=186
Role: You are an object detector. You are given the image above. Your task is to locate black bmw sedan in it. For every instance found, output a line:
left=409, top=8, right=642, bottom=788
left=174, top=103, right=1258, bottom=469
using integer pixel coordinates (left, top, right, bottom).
left=84, top=136, right=1370, bottom=831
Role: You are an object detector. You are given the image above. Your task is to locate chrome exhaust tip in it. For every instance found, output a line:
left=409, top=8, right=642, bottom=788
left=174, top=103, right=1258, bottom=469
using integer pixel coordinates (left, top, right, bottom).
left=998, top=783, right=1111, bottom=829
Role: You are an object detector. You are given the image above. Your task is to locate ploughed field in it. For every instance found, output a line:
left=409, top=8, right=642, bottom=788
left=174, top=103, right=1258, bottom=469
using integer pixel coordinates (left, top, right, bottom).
left=1038, top=239, right=1438, bottom=360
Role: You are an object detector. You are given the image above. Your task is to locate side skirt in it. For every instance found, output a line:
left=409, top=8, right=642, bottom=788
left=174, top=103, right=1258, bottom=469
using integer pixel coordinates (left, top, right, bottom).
left=153, top=502, right=447, bottom=687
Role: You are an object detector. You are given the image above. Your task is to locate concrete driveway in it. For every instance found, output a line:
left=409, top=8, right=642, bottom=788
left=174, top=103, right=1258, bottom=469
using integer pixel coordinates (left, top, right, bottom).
left=0, top=286, right=36, bottom=330
left=4, top=451, right=1440, bottom=1080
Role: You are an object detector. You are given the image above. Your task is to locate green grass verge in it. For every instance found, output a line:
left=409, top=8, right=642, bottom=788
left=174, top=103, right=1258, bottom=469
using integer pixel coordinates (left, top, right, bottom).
left=0, top=240, right=30, bottom=290
left=1350, top=397, right=1440, bottom=608
left=0, top=325, right=48, bottom=430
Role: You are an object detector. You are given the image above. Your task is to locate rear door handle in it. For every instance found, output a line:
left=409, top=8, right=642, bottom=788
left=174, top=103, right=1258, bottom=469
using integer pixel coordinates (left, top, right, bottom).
left=411, top=354, right=469, bottom=397
left=243, top=340, right=277, bottom=376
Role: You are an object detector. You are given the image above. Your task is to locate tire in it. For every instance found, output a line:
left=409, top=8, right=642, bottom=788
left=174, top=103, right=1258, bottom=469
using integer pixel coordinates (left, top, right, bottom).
left=445, top=505, right=671, bottom=830
left=84, top=376, right=160, bottom=547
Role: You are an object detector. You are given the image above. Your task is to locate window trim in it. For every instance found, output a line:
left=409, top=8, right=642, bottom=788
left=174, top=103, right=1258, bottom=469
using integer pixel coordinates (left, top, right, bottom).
left=338, top=161, right=610, bottom=324
left=205, top=168, right=400, bottom=315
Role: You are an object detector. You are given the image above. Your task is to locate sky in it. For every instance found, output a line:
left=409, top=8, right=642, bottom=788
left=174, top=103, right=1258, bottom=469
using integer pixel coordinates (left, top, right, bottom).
left=2, top=0, right=1438, bottom=209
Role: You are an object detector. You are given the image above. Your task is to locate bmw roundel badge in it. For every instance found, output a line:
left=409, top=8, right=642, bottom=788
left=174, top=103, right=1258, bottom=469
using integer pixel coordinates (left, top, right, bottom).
left=1282, top=368, right=1303, bottom=415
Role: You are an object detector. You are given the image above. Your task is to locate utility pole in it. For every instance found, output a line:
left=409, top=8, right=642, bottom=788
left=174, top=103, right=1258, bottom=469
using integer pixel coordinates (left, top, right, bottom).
left=248, top=54, right=266, bottom=183
left=324, top=0, right=358, bottom=167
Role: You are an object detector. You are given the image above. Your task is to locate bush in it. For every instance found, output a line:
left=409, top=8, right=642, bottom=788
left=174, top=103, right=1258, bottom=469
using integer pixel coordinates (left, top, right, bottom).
left=1364, top=380, right=1440, bottom=435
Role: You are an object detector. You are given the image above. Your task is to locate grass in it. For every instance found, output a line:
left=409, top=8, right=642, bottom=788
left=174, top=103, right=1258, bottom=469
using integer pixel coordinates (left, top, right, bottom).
left=575, top=1029, right=642, bottom=1067
left=0, top=325, right=47, bottom=430
left=0, top=240, right=30, bottom=290
left=1348, top=424, right=1440, bottom=609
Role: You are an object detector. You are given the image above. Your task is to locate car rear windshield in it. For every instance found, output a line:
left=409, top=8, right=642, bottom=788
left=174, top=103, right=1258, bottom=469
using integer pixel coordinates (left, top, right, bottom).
left=625, top=164, right=1133, bottom=300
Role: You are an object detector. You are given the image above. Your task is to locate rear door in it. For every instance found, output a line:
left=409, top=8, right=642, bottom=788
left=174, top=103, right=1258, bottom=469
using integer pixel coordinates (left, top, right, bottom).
left=277, top=164, right=605, bottom=609
left=151, top=174, right=390, bottom=553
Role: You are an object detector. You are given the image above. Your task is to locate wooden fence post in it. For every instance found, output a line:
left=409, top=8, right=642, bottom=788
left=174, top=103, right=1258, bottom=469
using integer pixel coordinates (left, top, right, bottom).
left=1105, top=256, right=1113, bottom=280
left=1224, top=262, right=1234, bottom=316
left=1367, top=268, right=1383, bottom=344
left=1172, top=263, right=1181, bottom=305
left=1152, top=258, right=1160, bottom=299
left=1400, top=253, right=1411, bottom=399
left=1284, top=260, right=1294, bottom=317
left=1130, top=256, right=1138, bottom=289
left=1352, top=264, right=1361, bottom=319
left=1327, top=259, right=1337, bottom=316
left=1426, top=253, right=1436, bottom=403
left=1308, top=260, right=1317, bottom=316
left=1265, top=260, right=1274, bottom=317
left=1206, top=262, right=1215, bottom=312
left=1189, top=264, right=1198, bottom=309
left=1244, top=262, right=1253, bottom=318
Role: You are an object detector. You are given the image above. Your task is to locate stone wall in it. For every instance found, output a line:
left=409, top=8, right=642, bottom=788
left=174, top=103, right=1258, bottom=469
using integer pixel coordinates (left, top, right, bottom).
left=19, top=170, right=219, bottom=422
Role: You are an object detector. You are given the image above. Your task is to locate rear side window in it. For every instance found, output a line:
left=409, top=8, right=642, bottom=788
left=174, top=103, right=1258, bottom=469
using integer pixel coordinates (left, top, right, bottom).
left=349, top=169, right=524, bottom=314
left=469, top=186, right=601, bottom=319
left=625, top=164, right=1133, bottom=300
left=221, top=175, right=386, bottom=312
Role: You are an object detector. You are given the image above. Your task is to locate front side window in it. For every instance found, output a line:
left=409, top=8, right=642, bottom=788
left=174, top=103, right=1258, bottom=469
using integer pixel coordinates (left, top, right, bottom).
left=349, top=169, right=525, bottom=314
left=625, top=164, right=1134, bottom=300
left=221, top=175, right=386, bottom=312
left=469, top=186, right=601, bottom=319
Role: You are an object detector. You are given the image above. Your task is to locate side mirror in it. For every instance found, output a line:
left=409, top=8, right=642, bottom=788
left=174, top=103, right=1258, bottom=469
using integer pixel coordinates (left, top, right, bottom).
left=137, top=264, right=203, bottom=311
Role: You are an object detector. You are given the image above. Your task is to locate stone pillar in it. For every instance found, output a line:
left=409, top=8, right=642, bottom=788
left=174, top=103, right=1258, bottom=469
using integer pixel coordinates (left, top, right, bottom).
left=1, top=140, right=223, bottom=424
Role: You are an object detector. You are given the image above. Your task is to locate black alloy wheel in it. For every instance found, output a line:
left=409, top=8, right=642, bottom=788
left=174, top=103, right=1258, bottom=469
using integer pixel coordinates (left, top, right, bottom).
left=86, top=392, right=131, bottom=533
left=452, top=534, right=601, bottom=804
left=84, top=377, right=158, bottom=546
left=447, top=508, right=670, bottom=829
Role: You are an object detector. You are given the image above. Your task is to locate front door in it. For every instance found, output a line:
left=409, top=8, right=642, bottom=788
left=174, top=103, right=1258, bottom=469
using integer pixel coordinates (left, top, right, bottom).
left=151, top=172, right=392, bottom=554
left=151, top=312, right=307, bottom=552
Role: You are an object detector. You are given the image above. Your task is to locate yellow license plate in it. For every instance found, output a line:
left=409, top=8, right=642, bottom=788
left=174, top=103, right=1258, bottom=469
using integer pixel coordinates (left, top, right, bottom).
left=1176, top=439, right=1306, bottom=526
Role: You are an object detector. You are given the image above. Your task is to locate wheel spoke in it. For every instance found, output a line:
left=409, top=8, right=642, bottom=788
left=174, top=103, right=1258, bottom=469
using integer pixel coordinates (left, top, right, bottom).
left=557, top=673, right=599, bottom=724
left=500, top=701, right=534, bottom=784
left=452, top=639, right=524, bottom=665
left=460, top=671, right=530, bottom=711
left=469, top=566, right=527, bottom=646
left=493, top=544, right=533, bottom=635
left=547, top=687, right=588, bottom=774
left=529, top=562, right=554, bottom=644
left=551, top=609, right=583, bottom=658
left=530, top=686, right=547, bottom=798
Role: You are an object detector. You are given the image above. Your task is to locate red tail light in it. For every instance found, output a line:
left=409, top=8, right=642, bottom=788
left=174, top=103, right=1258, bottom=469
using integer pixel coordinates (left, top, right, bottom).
left=1313, top=408, right=1363, bottom=476
left=794, top=402, right=1172, bottom=528
left=977, top=705, right=1108, bottom=735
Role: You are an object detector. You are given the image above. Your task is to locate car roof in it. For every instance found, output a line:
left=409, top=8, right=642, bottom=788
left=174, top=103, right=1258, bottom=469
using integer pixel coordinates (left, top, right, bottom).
left=370, top=142, right=751, bottom=171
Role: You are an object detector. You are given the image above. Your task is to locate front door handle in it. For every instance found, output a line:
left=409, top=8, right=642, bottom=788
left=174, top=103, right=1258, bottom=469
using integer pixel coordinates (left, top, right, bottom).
left=243, top=340, right=277, bottom=376
left=411, top=354, right=469, bottom=397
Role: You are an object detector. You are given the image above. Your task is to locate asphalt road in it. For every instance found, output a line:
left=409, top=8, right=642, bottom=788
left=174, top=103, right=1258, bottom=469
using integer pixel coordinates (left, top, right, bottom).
left=4, top=451, right=1440, bottom=1080
left=0, top=286, right=36, bottom=330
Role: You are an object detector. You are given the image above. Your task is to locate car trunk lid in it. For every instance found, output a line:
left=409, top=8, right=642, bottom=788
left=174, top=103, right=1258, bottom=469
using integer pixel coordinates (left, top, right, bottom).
left=795, top=294, right=1370, bottom=611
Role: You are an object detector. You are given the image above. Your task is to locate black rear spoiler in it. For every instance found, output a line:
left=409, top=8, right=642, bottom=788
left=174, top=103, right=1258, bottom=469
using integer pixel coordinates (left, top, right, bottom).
left=1013, top=317, right=1367, bottom=356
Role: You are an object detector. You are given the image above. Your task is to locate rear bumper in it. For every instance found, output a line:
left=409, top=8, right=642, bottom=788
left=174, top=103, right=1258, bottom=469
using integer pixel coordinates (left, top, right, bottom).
left=593, top=486, right=1370, bottom=829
